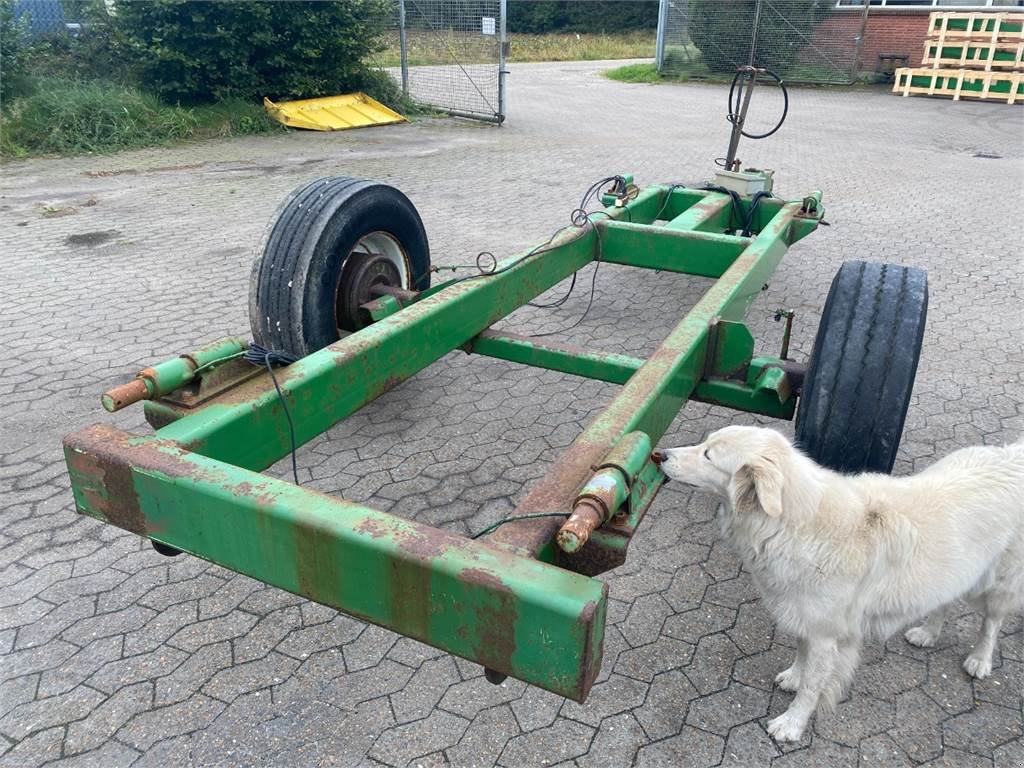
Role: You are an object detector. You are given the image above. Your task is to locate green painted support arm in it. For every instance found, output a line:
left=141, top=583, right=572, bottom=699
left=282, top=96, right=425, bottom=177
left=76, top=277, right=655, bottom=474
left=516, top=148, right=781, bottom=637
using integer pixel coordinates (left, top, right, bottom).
left=63, top=424, right=608, bottom=702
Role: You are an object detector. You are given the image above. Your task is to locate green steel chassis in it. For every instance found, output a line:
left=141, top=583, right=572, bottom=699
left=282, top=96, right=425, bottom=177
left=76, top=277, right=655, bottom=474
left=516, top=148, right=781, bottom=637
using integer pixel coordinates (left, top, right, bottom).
left=63, top=179, right=823, bottom=703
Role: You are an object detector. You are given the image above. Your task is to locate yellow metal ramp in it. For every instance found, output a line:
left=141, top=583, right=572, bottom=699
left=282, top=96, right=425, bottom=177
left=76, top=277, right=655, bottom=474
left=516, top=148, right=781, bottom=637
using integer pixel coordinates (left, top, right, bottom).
left=263, top=93, right=407, bottom=132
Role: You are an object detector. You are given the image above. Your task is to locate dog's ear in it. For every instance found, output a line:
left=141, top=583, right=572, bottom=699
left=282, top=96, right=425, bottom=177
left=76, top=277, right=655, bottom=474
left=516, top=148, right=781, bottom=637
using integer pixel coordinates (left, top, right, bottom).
left=729, top=457, right=784, bottom=518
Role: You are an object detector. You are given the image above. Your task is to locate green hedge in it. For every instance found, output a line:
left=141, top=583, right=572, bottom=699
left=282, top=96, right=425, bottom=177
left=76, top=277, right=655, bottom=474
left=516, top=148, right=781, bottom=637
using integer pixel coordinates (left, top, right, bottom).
left=113, top=0, right=389, bottom=104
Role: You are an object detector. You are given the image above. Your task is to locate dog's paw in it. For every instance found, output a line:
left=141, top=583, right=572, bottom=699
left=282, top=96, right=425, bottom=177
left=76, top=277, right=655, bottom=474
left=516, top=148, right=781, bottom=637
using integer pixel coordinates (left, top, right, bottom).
left=904, top=626, right=938, bottom=648
left=774, top=666, right=801, bottom=692
left=963, top=654, right=992, bottom=680
left=767, top=712, right=807, bottom=742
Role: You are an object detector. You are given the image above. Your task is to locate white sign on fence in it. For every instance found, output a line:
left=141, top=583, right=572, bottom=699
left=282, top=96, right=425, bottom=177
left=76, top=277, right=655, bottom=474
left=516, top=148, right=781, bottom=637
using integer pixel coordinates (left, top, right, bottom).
left=481, top=16, right=496, bottom=36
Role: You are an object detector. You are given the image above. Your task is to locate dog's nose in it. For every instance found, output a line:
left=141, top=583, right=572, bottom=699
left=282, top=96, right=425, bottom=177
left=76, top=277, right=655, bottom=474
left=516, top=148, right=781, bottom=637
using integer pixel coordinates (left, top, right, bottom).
left=651, top=450, right=666, bottom=466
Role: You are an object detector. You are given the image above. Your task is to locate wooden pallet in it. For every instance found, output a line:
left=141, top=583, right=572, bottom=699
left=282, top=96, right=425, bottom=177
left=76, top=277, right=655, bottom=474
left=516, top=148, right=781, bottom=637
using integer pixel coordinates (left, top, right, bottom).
left=922, top=40, right=1024, bottom=71
left=927, top=12, right=1024, bottom=42
left=894, top=67, right=1023, bottom=105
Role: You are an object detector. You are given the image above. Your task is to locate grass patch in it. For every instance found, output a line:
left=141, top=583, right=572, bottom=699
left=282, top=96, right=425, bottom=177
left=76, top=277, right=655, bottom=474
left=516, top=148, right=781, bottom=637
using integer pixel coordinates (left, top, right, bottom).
left=604, top=62, right=662, bottom=84
left=374, top=30, right=654, bottom=67
left=0, top=78, right=283, bottom=157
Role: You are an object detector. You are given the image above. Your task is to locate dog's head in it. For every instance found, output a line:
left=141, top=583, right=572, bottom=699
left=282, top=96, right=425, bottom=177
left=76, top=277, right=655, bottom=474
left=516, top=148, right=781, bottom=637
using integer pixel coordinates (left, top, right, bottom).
left=653, top=425, right=791, bottom=518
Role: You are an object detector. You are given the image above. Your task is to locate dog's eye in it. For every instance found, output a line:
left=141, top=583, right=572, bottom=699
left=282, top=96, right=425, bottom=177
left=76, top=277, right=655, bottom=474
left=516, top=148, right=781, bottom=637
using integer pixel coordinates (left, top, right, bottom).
left=703, top=448, right=711, bottom=461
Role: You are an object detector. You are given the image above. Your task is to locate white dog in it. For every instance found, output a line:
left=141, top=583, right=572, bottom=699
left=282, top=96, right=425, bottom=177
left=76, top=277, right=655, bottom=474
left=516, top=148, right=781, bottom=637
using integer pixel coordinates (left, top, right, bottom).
left=653, top=425, right=1024, bottom=742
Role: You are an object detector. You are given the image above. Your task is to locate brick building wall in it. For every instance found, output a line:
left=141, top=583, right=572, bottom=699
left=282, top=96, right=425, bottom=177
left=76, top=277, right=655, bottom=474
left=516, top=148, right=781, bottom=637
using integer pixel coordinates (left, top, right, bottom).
left=813, top=10, right=933, bottom=73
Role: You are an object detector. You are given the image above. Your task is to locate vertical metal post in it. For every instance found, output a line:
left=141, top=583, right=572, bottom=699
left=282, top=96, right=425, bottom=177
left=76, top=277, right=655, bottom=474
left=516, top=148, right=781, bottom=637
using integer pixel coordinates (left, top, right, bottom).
left=498, top=0, right=508, bottom=123
left=850, top=0, right=871, bottom=84
left=398, top=0, right=409, bottom=98
left=655, top=0, right=669, bottom=72
left=748, top=0, right=763, bottom=67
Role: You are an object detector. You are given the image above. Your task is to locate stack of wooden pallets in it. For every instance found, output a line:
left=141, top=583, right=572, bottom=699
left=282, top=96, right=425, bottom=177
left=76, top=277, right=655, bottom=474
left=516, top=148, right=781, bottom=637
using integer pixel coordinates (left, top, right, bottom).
left=894, top=11, right=1023, bottom=105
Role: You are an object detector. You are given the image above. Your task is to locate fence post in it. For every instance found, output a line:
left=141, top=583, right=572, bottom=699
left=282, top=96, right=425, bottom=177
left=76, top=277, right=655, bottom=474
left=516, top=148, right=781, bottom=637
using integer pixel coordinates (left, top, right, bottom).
left=398, top=0, right=409, bottom=98
left=748, top=0, right=763, bottom=67
left=498, top=0, right=508, bottom=123
left=851, top=0, right=872, bottom=84
left=655, top=0, right=669, bottom=72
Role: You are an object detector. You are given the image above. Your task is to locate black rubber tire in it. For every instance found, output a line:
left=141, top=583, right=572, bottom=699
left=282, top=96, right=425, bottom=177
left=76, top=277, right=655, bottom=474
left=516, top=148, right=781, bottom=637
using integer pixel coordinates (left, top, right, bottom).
left=249, top=177, right=430, bottom=357
left=794, top=260, right=928, bottom=474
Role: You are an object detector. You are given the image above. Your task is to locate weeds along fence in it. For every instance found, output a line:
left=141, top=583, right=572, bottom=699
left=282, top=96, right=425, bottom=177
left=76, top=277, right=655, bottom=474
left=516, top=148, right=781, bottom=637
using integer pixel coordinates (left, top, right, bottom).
left=657, top=0, right=870, bottom=85
left=372, top=0, right=507, bottom=123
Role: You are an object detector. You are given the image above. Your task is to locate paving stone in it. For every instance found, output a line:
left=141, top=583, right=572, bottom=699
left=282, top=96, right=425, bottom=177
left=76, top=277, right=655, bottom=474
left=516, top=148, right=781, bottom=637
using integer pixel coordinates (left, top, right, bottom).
left=576, top=712, right=646, bottom=768
left=0, top=684, right=105, bottom=740
left=0, top=726, right=63, bottom=768
left=509, top=684, right=563, bottom=732
left=921, top=747, right=995, bottom=767
left=684, top=633, right=745, bottom=694
left=324, top=659, right=415, bottom=706
left=859, top=733, right=915, bottom=768
left=942, top=702, right=1023, bottom=757
left=560, top=673, right=649, bottom=727
left=854, top=651, right=928, bottom=700
left=369, top=710, right=469, bottom=767
left=46, top=739, right=141, bottom=768
left=614, top=636, right=694, bottom=682
left=499, top=717, right=594, bottom=767
left=0, top=640, right=77, bottom=683
left=389, top=655, right=460, bottom=724
left=64, top=681, right=153, bottom=754
left=0, top=675, right=37, bottom=719
left=445, top=704, right=520, bottom=768
left=686, top=682, right=769, bottom=735
left=276, top=614, right=364, bottom=660
left=166, top=610, right=257, bottom=652
left=436, top=672, right=526, bottom=720
left=232, top=606, right=302, bottom=664
left=634, top=726, right=724, bottom=768
left=633, top=669, right=698, bottom=741
left=814, top=693, right=896, bottom=747
left=992, top=737, right=1024, bottom=768
left=117, top=693, right=225, bottom=750
left=36, top=635, right=123, bottom=697
left=772, top=737, right=858, bottom=768
left=719, top=721, right=779, bottom=768
left=155, top=640, right=233, bottom=706
left=202, top=650, right=299, bottom=702
left=663, top=604, right=737, bottom=645
left=890, top=689, right=949, bottom=763
left=343, top=625, right=398, bottom=671
left=617, top=594, right=674, bottom=648
left=87, top=644, right=188, bottom=695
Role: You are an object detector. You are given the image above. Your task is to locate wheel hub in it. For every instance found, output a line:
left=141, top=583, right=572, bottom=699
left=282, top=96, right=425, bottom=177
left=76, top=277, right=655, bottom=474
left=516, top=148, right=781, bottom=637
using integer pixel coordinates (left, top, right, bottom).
left=337, top=251, right=401, bottom=331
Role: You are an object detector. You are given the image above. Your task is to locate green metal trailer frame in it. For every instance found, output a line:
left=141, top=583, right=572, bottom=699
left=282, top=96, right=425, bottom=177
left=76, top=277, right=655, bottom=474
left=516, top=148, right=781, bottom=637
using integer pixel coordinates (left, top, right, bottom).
left=63, top=180, right=823, bottom=703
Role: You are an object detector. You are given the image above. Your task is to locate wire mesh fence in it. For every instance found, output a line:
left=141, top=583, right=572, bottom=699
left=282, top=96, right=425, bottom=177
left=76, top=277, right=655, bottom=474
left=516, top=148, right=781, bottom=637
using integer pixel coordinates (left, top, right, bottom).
left=658, top=0, right=869, bottom=84
left=372, top=0, right=506, bottom=123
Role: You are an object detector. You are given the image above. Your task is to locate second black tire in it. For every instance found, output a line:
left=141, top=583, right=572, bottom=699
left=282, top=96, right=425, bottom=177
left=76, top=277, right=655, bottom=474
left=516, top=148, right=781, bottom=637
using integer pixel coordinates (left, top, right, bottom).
left=249, top=177, right=430, bottom=358
left=794, top=260, right=928, bottom=474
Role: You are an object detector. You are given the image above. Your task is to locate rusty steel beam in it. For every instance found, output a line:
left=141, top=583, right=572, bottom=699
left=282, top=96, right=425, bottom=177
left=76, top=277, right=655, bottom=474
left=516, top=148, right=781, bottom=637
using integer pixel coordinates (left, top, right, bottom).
left=63, top=424, right=608, bottom=702
left=486, top=201, right=813, bottom=563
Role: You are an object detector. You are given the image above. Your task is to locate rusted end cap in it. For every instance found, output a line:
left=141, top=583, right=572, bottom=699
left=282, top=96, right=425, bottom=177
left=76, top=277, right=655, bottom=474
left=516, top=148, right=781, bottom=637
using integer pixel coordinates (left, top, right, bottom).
left=101, top=378, right=151, bottom=412
left=557, top=499, right=604, bottom=555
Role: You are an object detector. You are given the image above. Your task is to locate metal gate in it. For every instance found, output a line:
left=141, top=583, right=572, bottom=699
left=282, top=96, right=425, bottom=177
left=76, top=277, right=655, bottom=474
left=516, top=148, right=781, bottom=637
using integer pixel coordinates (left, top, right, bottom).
left=380, top=0, right=508, bottom=123
left=657, top=0, right=871, bottom=85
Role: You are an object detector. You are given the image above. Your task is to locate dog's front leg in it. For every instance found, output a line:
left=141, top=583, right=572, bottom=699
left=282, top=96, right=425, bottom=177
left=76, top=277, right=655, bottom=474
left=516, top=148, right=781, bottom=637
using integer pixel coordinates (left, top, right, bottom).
left=767, top=636, right=837, bottom=742
left=775, top=637, right=808, bottom=692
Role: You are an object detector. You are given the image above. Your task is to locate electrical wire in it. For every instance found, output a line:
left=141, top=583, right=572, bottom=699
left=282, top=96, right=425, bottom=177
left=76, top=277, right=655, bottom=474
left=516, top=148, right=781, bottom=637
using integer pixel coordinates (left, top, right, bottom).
left=243, top=343, right=301, bottom=486
left=728, top=67, right=789, bottom=140
left=471, top=511, right=570, bottom=539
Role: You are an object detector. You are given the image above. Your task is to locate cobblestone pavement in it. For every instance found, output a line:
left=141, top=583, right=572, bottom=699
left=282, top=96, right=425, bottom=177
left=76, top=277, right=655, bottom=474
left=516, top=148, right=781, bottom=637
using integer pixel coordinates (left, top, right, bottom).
left=1, top=60, right=1022, bottom=768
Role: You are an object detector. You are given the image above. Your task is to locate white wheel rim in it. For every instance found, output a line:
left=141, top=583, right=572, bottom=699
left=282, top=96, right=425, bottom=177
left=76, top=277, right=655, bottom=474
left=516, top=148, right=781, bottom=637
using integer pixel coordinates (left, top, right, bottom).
left=350, top=231, right=411, bottom=289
